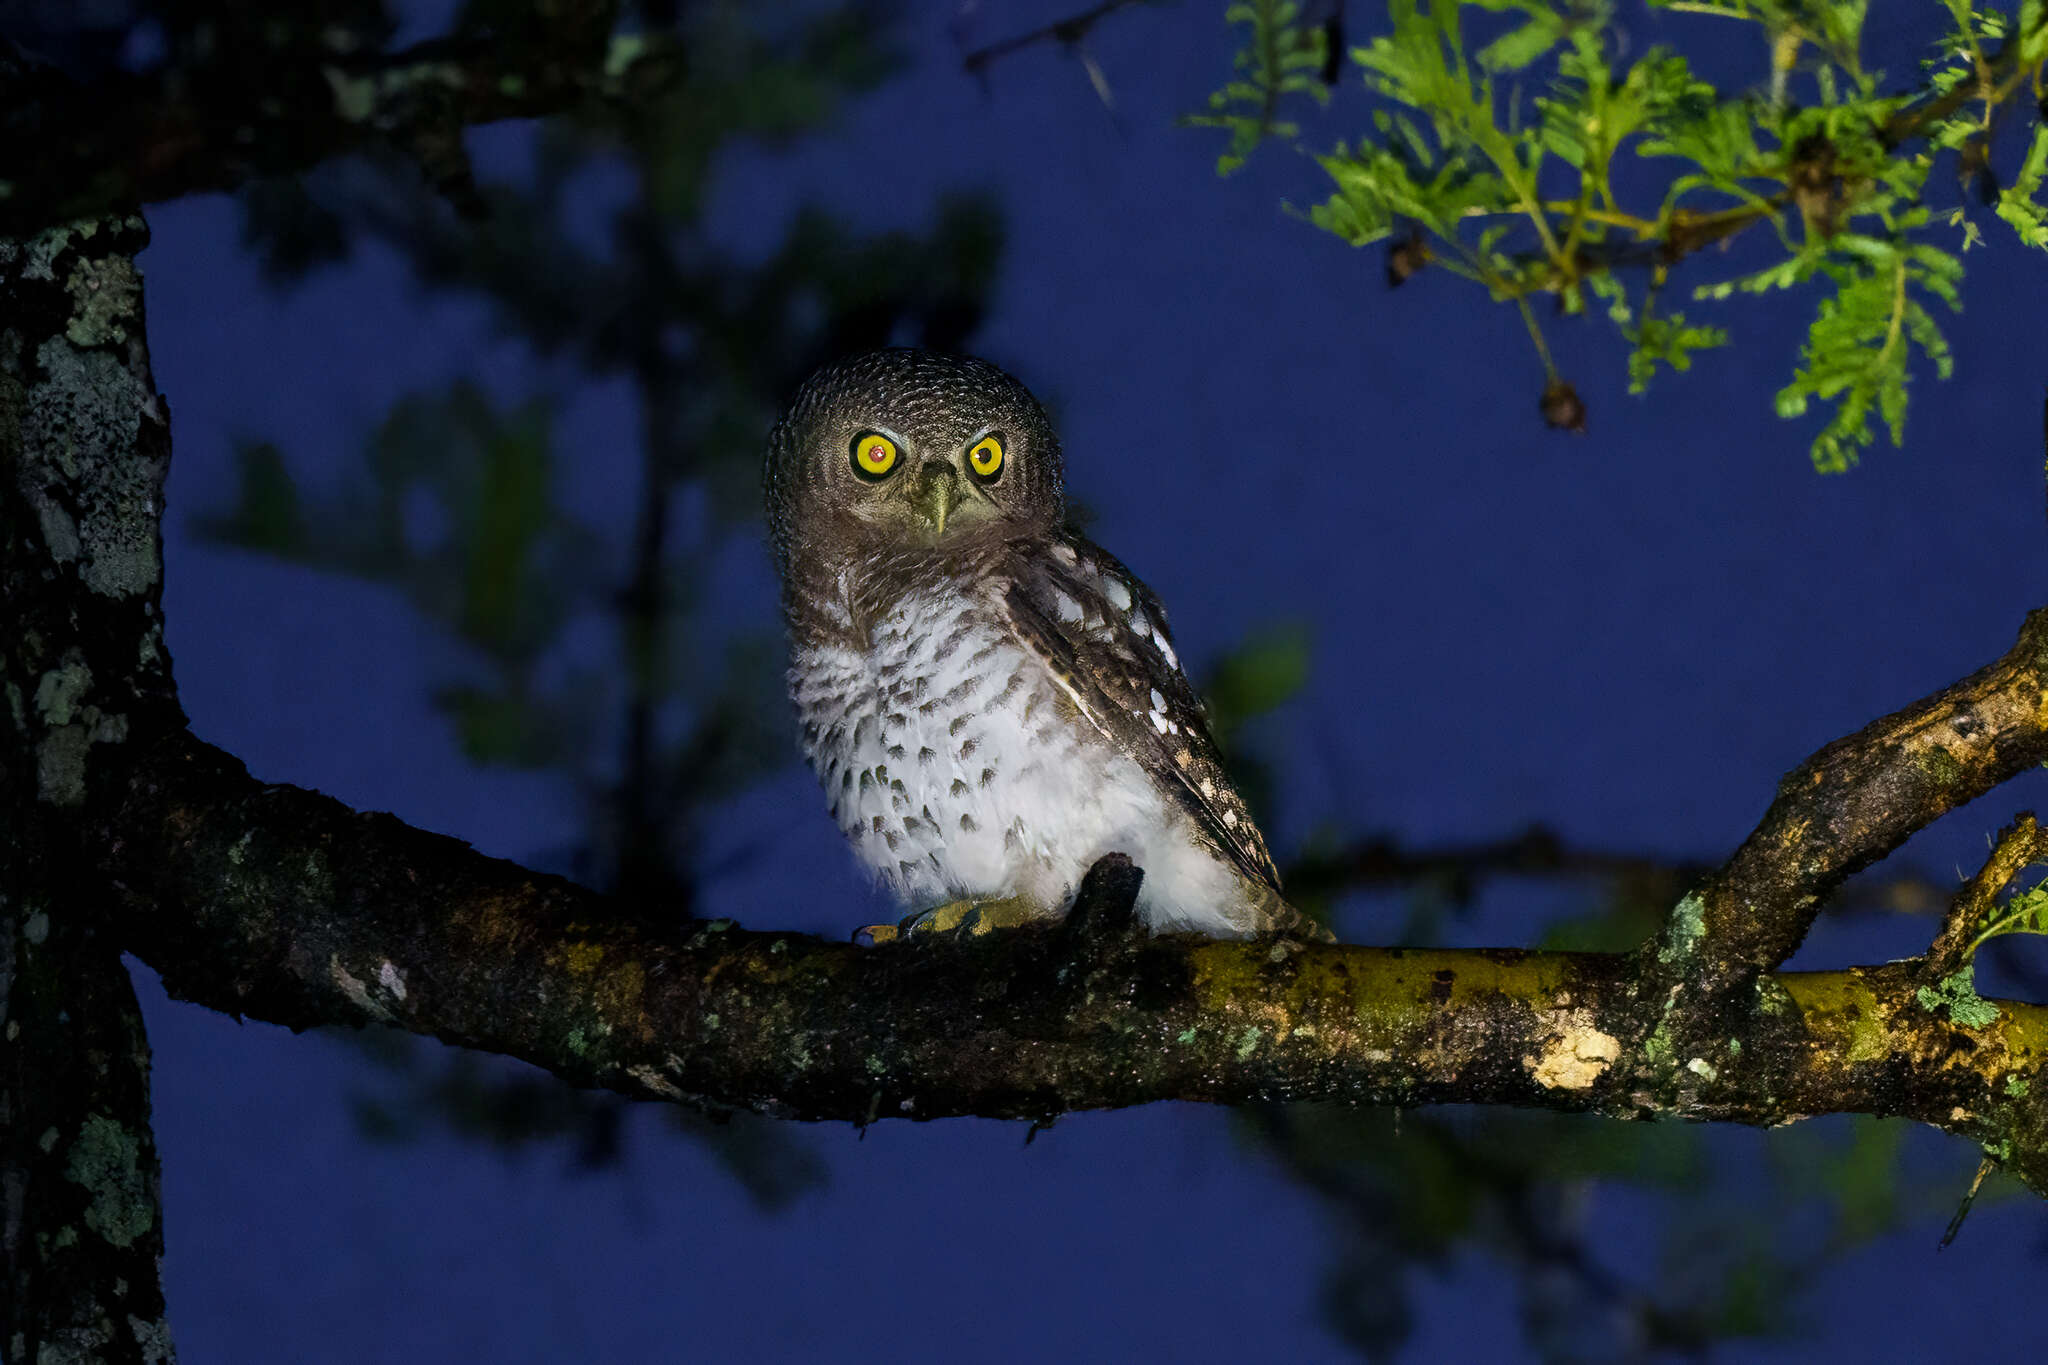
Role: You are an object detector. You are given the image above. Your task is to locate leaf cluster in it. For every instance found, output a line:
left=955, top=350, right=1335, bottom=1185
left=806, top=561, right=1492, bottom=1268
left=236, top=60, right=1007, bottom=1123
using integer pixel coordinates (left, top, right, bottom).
left=1185, top=0, right=1333, bottom=173
left=1198, top=0, right=2048, bottom=468
left=1249, top=1099, right=1967, bottom=1364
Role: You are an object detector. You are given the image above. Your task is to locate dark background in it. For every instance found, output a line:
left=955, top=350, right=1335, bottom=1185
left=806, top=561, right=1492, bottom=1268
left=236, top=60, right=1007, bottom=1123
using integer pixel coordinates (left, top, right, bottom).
left=74, top=1, right=2048, bottom=1359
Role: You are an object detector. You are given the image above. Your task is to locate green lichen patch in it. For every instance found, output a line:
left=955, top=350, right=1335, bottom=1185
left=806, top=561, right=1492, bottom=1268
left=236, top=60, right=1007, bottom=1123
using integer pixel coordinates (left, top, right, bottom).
left=1920, top=745, right=1964, bottom=788
left=22, top=222, right=77, bottom=281
left=1915, top=966, right=2002, bottom=1030
left=1642, top=1021, right=1675, bottom=1069
left=27, top=335, right=160, bottom=597
left=34, top=651, right=93, bottom=725
left=1658, top=892, right=1707, bottom=965
left=1754, top=977, right=1799, bottom=1017
left=64, top=1114, right=154, bottom=1248
left=64, top=253, right=142, bottom=346
left=2006, top=1074, right=2030, bottom=1097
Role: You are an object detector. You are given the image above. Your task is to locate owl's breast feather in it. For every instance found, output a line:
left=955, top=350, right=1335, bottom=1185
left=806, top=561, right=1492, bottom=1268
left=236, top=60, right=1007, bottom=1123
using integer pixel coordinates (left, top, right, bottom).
left=791, top=579, right=1262, bottom=933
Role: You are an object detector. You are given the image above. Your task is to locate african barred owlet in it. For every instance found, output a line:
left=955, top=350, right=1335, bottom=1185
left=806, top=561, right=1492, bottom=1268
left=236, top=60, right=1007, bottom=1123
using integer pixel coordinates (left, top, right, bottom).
left=765, top=349, right=1304, bottom=939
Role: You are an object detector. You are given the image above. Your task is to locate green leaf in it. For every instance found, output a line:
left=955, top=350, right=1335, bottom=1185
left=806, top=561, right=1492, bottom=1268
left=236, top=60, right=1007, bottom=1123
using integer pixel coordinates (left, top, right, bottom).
left=1767, top=243, right=1961, bottom=471
left=1967, top=882, right=2048, bottom=953
left=1187, top=0, right=1331, bottom=174
left=1474, top=3, right=1566, bottom=72
left=1996, top=125, right=2048, bottom=250
left=1626, top=310, right=1728, bottom=392
left=1204, top=625, right=1312, bottom=730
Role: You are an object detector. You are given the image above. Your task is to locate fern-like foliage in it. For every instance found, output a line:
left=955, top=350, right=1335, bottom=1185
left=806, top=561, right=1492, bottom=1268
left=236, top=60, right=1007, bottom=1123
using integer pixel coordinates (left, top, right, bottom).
left=1184, top=0, right=1331, bottom=173
left=1198, top=0, right=2048, bottom=469
left=1968, top=880, right=2048, bottom=955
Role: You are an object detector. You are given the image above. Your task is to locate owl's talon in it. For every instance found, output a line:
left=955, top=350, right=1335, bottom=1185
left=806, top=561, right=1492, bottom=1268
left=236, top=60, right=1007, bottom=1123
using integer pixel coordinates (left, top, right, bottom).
left=899, top=895, right=1042, bottom=939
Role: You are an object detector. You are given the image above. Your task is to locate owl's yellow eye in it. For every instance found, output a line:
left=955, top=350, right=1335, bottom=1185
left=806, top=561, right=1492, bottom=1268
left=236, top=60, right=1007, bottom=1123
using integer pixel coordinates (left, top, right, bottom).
left=967, top=433, right=1004, bottom=480
left=850, top=431, right=899, bottom=480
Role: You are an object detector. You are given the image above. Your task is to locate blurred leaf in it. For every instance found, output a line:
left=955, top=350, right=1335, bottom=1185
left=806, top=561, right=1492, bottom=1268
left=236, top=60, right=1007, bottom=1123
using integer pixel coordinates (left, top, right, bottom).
left=1203, top=623, right=1311, bottom=740
left=670, top=1109, right=829, bottom=1212
left=435, top=683, right=577, bottom=769
left=1822, top=1116, right=1903, bottom=1243
left=238, top=175, right=352, bottom=283
left=341, top=1031, right=825, bottom=1208
left=199, top=441, right=305, bottom=554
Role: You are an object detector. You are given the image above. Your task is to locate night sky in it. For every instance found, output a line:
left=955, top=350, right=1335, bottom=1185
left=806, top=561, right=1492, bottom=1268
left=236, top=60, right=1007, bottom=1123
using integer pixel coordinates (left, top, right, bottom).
left=111, top=3, right=2048, bottom=1360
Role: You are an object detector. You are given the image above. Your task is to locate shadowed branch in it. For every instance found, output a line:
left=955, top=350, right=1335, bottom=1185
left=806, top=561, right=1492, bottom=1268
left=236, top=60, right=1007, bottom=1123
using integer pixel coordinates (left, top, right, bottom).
left=0, top=3, right=682, bottom=237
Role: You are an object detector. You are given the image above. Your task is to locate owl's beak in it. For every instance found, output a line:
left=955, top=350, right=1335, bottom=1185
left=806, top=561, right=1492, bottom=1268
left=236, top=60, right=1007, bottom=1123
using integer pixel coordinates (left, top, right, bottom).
left=912, top=461, right=960, bottom=537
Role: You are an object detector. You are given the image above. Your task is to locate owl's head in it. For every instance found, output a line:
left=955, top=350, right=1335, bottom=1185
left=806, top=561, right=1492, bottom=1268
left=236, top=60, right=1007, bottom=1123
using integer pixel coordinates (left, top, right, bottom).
left=765, top=349, right=1064, bottom=578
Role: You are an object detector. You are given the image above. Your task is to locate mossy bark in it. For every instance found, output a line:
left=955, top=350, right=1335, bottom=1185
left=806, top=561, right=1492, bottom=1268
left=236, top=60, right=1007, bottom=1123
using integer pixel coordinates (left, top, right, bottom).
left=3, top=215, right=180, bottom=1363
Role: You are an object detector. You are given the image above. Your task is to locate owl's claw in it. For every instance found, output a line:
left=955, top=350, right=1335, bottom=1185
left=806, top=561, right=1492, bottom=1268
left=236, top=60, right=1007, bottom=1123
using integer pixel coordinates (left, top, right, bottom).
left=855, top=895, right=1044, bottom=945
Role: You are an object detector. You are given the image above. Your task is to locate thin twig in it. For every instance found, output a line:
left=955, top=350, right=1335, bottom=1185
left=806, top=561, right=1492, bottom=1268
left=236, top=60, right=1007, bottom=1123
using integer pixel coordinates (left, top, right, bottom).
left=1939, top=1154, right=1996, bottom=1248
left=960, top=0, right=1152, bottom=75
left=1925, top=813, right=2048, bottom=981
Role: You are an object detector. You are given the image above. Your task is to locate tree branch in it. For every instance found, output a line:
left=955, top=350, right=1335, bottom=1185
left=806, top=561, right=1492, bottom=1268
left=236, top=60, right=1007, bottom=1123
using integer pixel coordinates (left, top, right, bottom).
left=0, top=4, right=683, bottom=238
left=958, top=0, right=1153, bottom=78
left=98, top=728, right=2048, bottom=1195
left=1926, top=812, right=2048, bottom=981
left=1647, top=607, right=2048, bottom=1021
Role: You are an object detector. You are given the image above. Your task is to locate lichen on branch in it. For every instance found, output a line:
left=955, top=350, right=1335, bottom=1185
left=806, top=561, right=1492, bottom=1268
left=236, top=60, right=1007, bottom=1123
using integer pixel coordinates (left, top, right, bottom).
left=96, top=729, right=2048, bottom=1195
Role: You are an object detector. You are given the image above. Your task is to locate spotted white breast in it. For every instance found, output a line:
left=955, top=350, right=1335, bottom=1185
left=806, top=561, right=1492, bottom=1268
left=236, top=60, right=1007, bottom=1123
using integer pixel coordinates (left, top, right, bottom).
left=788, top=573, right=1257, bottom=934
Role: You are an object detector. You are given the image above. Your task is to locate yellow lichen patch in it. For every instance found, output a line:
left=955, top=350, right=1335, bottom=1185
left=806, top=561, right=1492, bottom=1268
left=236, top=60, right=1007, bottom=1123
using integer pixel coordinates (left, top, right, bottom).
left=1526, top=1011, right=1620, bottom=1091
left=453, top=890, right=534, bottom=949
left=563, top=941, right=606, bottom=975
left=593, top=960, right=649, bottom=1035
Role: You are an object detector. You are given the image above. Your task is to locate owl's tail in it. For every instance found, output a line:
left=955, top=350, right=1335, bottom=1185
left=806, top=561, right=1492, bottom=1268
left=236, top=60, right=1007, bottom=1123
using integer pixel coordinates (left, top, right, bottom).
left=1249, top=883, right=1336, bottom=942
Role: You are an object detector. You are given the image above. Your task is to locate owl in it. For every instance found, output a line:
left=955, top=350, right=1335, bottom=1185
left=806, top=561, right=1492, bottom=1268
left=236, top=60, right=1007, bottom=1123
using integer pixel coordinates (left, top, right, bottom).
left=765, top=349, right=1309, bottom=939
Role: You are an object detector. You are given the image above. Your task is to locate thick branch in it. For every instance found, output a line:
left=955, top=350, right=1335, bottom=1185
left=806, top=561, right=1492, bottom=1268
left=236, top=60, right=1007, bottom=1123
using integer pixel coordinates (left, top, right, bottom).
left=1649, top=607, right=2048, bottom=1015
left=105, top=732, right=2048, bottom=1194
left=0, top=5, right=682, bottom=237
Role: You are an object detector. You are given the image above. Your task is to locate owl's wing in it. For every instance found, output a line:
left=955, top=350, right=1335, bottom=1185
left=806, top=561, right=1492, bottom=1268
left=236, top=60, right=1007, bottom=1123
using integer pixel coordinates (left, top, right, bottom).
left=1001, top=531, right=1282, bottom=893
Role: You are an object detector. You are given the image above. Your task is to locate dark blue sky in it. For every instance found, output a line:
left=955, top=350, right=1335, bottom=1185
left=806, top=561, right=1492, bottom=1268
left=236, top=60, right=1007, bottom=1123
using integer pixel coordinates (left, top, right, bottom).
left=130, top=4, right=2048, bottom=1361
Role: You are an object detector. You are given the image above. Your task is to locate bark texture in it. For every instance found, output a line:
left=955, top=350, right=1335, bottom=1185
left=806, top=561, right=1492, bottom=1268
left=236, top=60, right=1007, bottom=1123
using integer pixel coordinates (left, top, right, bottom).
left=3, top=215, right=180, bottom=1365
